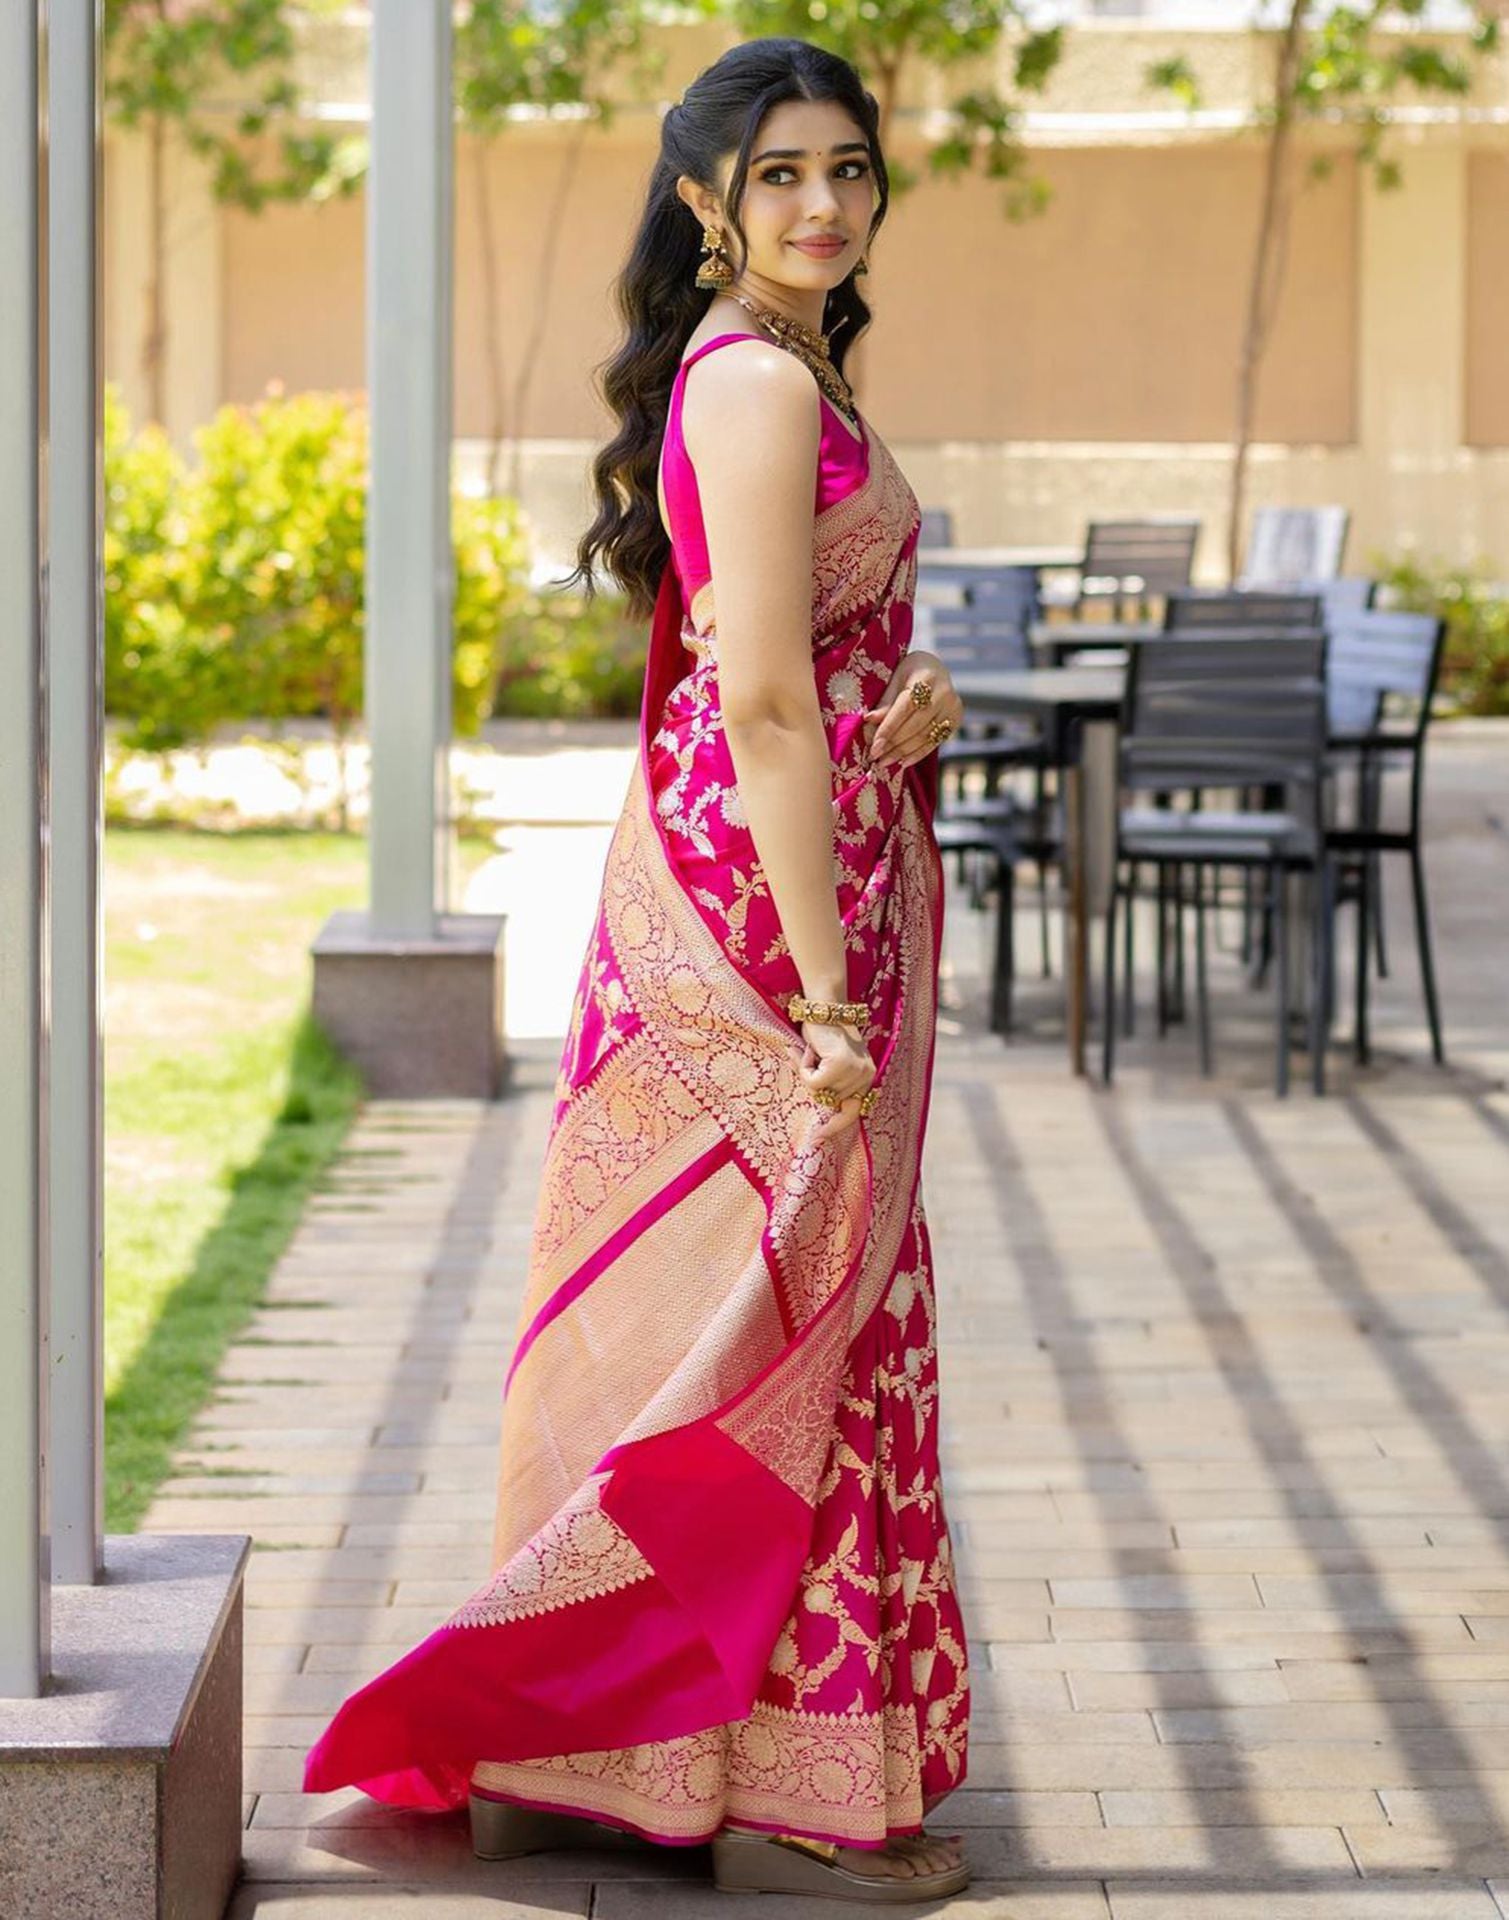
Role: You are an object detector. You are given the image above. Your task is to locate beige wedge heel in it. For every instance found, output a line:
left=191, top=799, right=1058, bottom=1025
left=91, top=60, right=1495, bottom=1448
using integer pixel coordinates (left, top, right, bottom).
left=710, top=1829, right=971, bottom=1902
left=468, top=1790, right=610, bottom=1860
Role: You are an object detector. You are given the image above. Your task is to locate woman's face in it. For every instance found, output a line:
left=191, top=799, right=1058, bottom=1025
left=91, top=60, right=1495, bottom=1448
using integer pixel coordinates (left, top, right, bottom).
left=714, top=97, right=877, bottom=295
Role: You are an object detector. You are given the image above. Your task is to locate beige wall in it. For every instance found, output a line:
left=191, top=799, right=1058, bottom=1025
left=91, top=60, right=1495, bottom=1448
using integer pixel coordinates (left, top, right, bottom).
left=865, top=145, right=1357, bottom=445
left=1467, top=150, right=1509, bottom=451
left=222, top=189, right=365, bottom=404
left=220, top=130, right=1359, bottom=451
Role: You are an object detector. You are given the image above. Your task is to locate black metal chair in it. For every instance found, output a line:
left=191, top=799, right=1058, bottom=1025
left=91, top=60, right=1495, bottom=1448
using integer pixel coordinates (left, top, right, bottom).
left=929, top=569, right=1059, bottom=986
left=1323, top=609, right=1448, bottom=1066
left=1102, top=635, right=1334, bottom=1097
left=1040, top=517, right=1202, bottom=622
left=929, top=568, right=1046, bottom=792
left=918, top=507, right=954, bottom=548
left=1164, top=587, right=1325, bottom=636
left=932, top=811, right=1019, bottom=1034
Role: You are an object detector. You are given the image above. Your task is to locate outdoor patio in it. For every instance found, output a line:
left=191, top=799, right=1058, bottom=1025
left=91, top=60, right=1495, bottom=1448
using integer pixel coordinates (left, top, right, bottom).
left=139, top=721, right=1509, bottom=1918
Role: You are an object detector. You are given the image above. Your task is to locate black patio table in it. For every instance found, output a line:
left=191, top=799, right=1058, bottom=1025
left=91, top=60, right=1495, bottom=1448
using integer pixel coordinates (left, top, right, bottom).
left=947, top=666, right=1124, bottom=1077
left=1028, top=619, right=1156, bottom=665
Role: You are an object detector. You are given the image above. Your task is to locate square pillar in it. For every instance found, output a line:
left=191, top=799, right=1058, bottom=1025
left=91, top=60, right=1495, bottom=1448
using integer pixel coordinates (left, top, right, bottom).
left=0, top=1536, right=249, bottom=1920
left=311, top=0, right=507, bottom=1093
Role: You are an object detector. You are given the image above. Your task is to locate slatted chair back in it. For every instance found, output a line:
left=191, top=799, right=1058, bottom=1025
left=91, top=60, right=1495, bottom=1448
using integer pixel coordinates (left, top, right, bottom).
left=1325, top=608, right=1445, bottom=741
left=1164, top=588, right=1324, bottom=636
left=918, top=507, right=954, bottom=548
left=1119, top=635, right=1328, bottom=800
left=926, top=598, right=1035, bottom=675
left=1238, top=505, right=1350, bottom=588
left=1079, top=518, right=1201, bottom=609
left=1316, top=576, right=1375, bottom=625
left=964, top=562, right=1041, bottom=619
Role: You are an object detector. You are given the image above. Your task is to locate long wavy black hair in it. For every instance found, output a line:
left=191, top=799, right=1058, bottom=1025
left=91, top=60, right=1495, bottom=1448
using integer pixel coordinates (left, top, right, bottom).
left=554, top=37, right=890, bottom=622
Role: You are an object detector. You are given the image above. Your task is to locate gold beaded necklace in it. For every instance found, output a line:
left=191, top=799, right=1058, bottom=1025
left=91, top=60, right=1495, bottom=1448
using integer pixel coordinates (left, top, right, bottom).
left=722, top=289, right=860, bottom=429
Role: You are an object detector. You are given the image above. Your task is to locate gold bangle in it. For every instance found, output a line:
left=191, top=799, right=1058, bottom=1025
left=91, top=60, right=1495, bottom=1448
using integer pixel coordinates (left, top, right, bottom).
left=788, top=993, right=868, bottom=1032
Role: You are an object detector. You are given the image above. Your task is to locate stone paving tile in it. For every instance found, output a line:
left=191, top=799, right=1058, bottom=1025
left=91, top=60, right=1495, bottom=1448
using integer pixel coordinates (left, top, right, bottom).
left=134, top=733, right=1509, bottom=1916
left=594, top=1883, right=1115, bottom=1918
left=964, top=1826, right=1353, bottom=1873
left=1105, top=1886, right=1503, bottom=1919
left=1098, top=1789, right=1387, bottom=1828
left=228, top=1892, right=591, bottom=1919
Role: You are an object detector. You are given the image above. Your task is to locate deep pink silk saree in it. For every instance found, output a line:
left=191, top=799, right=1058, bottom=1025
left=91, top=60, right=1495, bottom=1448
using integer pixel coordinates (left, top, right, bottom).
left=302, top=333, right=970, bottom=1848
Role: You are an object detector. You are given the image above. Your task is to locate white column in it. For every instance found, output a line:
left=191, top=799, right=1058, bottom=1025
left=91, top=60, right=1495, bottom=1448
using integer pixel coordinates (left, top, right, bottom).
left=0, top=0, right=50, bottom=1695
left=367, top=0, right=455, bottom=936
left=48, top=0, right=105, bottom=1587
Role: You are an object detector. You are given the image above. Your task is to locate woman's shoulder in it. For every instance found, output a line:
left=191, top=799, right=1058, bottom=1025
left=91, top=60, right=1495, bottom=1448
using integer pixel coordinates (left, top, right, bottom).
left=679, top=332, right=820, bottom=454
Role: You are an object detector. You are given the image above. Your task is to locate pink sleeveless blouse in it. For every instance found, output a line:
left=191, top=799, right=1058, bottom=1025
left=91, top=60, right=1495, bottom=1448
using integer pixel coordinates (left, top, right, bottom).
left=658, top=331, right=870, bottom=640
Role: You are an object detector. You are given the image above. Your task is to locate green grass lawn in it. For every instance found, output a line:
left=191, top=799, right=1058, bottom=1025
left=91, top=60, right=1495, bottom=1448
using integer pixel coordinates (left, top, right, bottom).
left=104, top=824, right=496, bottom=1530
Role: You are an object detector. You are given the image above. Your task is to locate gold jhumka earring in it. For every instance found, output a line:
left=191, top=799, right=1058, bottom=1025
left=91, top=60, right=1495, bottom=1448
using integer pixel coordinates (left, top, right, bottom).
left=695, top=223, right=734, bottom=290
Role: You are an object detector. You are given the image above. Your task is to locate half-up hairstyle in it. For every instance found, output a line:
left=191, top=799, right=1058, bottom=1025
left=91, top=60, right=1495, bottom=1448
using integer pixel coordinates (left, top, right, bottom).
left=553, top=36, right=890, bottom=621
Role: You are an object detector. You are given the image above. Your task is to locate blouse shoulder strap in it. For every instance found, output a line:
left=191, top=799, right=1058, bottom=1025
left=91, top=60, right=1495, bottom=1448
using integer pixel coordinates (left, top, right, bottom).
left=677, top=331, right=767, bottom=376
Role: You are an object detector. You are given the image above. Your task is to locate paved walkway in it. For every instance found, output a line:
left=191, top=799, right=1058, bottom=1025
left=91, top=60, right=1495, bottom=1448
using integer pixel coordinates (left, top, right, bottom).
left=145, top=726, right=1509, bottom=1917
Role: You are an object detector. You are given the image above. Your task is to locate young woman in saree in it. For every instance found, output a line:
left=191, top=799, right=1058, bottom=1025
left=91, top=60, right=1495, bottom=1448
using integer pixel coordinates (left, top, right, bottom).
left=304, top=36, right=973, bottom=1901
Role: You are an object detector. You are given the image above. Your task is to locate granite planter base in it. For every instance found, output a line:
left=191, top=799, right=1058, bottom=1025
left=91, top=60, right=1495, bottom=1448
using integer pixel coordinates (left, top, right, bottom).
left=311, top=909, right=507, bottom=1098
left=0, top=1534, right=249, bottom=1920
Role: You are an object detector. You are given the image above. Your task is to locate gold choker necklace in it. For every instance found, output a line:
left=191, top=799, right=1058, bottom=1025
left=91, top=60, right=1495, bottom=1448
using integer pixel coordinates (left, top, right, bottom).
left=723, top=290, right=859, bottom=427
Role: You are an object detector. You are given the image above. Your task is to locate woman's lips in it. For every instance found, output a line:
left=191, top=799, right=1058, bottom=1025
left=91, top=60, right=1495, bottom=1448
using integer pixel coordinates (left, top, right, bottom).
left=790, top=237, right=846, bottom=257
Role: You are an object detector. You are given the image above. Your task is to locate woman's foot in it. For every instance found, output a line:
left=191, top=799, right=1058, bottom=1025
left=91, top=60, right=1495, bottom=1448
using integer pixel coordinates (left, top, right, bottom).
left=825, top=1830, right=967, bottom=1879
left=714, top=1822, right=969, bottom=1898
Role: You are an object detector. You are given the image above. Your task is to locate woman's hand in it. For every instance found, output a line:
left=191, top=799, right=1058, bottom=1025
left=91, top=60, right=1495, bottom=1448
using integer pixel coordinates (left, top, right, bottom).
left=860, top=651, right=965, bottom=771
left=797, top=1020, right=875, bottom=1141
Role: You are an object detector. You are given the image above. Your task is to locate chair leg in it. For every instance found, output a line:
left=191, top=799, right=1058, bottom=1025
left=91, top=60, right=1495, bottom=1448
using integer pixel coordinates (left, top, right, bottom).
left=1102, top=864, right=1120, bottom=1086
left=989, top=854, right=1016, bottom=1036
left=1361, top=759, right=1388, bottom=979
left=1122, top=861, right=1137, bottom=1038
left=1409, top=844, right=1446, bottom=1065
left=1194, top=867, right=1213, bottom=1078
left=1171, top=863, right=1187, bottom=1025
left=1309, top=859, right=1334, bottom=1097
left=1371, top=850, right=1389, bottom=979
left=1354, top=852, right=1371, bottom=1067
left=1156, top=866, right=1170, bottom=1037
left=1036, top=860, right=1051, bottom=979
left=1274, top=863, right=1291, bottom=1099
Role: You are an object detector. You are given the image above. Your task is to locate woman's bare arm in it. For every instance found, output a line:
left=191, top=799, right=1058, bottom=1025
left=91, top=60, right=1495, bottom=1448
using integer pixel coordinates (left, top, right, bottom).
left=682, top=341, right=849, bottom=1008
left=680, top=340, right=872, bottom=1135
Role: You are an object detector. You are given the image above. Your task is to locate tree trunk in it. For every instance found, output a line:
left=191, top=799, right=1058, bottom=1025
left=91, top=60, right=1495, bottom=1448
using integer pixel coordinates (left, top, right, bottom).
left=506, top=118, right=589, bottom=502
left=143, top=111, right=168, bottom=425
left=474, top=135, right=509, bottom=497
left=1228, top=0, right=1308, bottom=582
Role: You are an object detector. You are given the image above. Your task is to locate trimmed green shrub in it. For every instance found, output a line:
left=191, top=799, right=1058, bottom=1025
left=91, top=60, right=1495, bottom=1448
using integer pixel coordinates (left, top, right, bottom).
left=1376, top=553, right=1509, bottom=717
left=104, top=384, right=533, bottom=748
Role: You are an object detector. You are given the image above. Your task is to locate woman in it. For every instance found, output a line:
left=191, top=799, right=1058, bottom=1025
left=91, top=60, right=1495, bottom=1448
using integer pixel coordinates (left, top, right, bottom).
left=303, top=35, right=973, bottom=1902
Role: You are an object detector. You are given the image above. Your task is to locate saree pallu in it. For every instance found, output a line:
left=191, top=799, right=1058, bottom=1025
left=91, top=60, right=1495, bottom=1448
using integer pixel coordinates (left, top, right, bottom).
left=302, top=409, right=970, bottom=1849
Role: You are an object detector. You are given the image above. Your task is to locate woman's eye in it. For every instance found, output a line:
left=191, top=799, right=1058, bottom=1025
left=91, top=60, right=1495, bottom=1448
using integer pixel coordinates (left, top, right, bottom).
left=760, top=162, right=869, bottom=185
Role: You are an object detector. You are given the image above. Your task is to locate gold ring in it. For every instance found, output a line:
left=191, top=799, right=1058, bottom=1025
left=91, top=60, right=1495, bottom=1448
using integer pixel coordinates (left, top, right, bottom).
left=909, top=680, right=934, bottom=709
left=926, top=715, right=954, bottom=744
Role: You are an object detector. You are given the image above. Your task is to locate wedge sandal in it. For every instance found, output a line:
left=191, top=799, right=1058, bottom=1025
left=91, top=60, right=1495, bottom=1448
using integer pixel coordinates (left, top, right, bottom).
left=711, top=1828, right=971, bottom=1901
left=469, top=1790, right=615, bottom=1860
